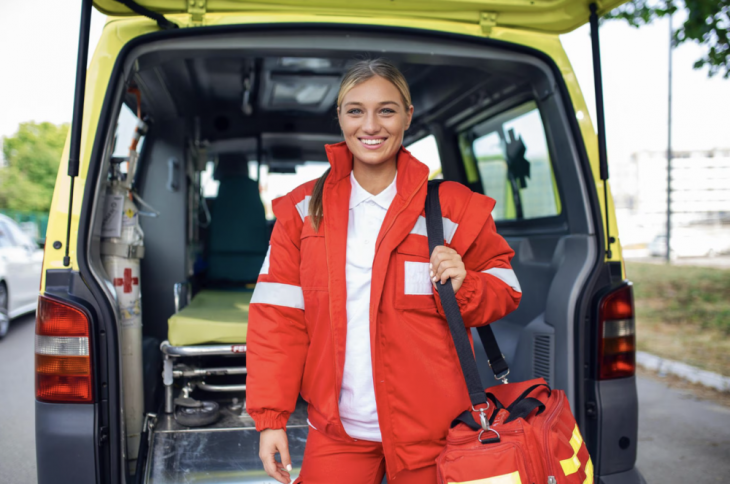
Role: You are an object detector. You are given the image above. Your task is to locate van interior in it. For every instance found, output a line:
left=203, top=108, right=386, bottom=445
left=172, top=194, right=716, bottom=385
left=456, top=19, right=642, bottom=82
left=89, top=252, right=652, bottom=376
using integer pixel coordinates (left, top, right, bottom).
left=89, top=29, right=599, bottom=482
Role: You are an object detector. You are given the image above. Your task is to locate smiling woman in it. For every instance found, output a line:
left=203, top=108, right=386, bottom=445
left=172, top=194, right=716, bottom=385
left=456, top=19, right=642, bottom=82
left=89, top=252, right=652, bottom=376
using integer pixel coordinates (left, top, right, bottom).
left=307, top=59, right=414, bottom=232
left=247, top=59, right=522, bottom=484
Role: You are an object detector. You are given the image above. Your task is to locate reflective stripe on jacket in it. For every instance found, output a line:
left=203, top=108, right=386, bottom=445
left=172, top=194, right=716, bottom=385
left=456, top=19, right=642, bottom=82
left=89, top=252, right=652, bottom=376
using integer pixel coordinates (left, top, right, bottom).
left=247, top=142, right=522, bottom=479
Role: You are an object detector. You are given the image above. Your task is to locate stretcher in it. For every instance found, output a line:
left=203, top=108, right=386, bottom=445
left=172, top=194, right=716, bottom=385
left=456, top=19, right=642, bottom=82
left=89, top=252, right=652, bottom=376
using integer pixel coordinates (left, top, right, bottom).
left=161, top=284, right=253, bottom=416
left=147, top=282, right=309, bottom=483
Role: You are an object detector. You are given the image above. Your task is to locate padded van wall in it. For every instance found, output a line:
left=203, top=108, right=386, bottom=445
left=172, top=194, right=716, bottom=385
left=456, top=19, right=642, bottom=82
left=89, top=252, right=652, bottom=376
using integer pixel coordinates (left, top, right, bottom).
left=138, top=120, right=188, bottom=343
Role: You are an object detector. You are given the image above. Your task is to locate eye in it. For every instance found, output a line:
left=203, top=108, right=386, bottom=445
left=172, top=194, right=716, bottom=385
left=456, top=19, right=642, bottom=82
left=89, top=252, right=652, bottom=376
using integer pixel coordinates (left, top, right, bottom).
left=380, top=108, right=395, bottom=114
left=347, top=108, right=362, bottom=115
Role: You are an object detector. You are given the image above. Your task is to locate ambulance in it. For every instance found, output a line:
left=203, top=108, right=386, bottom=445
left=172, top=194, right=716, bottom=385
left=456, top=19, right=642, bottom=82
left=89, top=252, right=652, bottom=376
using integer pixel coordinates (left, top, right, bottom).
left=37, top=1, right=644, bottom=483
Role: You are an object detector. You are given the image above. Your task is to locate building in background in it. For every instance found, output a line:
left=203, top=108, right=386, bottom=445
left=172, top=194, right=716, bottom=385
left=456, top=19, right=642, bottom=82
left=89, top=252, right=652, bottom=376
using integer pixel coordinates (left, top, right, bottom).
left=612, top=148, right=730, bottom=254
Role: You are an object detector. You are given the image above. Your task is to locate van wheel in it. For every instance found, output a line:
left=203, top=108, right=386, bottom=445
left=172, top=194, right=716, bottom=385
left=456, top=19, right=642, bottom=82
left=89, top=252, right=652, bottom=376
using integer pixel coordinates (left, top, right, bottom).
left=175, top=400, right=220, bottom=427
left=0, top=283, right=9, bottom=339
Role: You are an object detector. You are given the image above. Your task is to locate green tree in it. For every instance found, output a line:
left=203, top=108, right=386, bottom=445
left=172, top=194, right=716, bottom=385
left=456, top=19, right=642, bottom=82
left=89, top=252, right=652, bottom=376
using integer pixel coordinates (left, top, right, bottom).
left=0, top=122, right=69, bottom=212
left=607, top=0, right=730, bottom=78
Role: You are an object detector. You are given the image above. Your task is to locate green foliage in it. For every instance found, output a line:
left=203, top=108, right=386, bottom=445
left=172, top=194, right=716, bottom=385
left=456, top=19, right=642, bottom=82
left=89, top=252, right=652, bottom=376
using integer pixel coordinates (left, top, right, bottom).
left=627, top=261, right=730, bottom=333
left=607, top=0, right=730, bottom=78
left=0, top=122, right=69, bottom=212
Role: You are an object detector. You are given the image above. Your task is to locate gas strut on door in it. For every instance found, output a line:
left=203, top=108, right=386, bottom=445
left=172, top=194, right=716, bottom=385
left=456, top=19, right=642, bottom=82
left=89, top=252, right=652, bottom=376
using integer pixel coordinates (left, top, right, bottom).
left=589, top=3, right=616, bottom=260
left=61, top=0, right=177, bottom=267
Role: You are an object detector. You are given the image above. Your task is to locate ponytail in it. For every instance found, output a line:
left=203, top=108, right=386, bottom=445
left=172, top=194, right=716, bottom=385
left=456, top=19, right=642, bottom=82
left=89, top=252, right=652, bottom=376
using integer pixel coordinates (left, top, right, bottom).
left=308, top=168, right=330, bottom=231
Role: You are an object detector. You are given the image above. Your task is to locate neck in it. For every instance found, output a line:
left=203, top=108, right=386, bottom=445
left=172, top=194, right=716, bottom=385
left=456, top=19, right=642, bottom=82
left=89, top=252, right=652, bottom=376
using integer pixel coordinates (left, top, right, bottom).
left=352, top=156, right=397, bottom=196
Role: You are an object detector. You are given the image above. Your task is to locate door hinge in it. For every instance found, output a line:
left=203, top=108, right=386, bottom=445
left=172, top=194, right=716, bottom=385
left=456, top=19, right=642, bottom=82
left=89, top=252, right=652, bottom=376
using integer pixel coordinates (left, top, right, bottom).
left=479, top=12, right=498, bottom=36
left=188, top=0, right=207, bottom=22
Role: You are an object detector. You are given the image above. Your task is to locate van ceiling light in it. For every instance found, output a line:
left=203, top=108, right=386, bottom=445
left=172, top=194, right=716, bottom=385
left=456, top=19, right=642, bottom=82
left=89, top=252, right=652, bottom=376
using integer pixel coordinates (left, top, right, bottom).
left=279, top=57, right=332, bottom=69
left=272, top=82, right=331, bottom=106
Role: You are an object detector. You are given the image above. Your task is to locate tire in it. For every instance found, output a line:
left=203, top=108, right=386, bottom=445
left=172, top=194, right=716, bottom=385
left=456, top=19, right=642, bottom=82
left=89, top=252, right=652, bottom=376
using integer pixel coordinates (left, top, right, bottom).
left=0, top=283, right=9, bottom=339
left=174, top=400, right=220, bottom=427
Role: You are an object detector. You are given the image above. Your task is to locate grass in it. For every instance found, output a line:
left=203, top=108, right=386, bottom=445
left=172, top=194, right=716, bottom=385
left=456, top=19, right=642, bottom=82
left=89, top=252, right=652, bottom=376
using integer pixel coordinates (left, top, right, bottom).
left=626, top=261, right=730, bottom=377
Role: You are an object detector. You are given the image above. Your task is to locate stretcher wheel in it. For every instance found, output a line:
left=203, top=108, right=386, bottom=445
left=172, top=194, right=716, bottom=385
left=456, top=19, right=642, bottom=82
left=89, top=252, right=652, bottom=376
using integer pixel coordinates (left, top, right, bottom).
left=175, top=400, right=221, bottom=427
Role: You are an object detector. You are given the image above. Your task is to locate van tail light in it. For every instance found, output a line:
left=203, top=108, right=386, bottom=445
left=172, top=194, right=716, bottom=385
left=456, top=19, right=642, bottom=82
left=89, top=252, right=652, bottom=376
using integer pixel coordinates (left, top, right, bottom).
left=35, top=295, right=93, bottom=403
left=598, top=283, right=636, bottom=380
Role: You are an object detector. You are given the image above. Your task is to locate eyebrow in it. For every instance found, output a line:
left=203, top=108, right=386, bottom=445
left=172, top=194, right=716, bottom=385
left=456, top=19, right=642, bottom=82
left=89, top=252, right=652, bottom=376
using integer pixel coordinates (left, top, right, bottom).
left=344, top=101, right=401, bottom=107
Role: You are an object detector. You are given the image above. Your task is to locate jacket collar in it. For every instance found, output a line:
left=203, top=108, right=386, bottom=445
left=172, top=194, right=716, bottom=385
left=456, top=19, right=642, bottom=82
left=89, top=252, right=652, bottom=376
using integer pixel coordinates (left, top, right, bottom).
left=323, top=141, right=429, bottom=203
left=349, top=170, right=398, bottom=210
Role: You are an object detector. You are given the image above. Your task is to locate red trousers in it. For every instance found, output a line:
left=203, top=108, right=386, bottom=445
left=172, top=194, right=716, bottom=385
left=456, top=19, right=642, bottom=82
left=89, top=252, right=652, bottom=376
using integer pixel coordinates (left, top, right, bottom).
left=294, top=427, right=437, bottom=484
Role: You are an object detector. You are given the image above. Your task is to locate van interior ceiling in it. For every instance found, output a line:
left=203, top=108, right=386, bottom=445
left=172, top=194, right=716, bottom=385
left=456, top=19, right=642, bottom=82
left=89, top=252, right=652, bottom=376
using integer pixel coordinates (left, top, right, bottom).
left=91, top=31, right=597, bottom=481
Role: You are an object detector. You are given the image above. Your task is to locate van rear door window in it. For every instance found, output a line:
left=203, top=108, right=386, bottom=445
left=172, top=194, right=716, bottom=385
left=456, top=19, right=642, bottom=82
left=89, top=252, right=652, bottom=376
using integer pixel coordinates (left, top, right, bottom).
left=459, top=101, right=561, bottom=221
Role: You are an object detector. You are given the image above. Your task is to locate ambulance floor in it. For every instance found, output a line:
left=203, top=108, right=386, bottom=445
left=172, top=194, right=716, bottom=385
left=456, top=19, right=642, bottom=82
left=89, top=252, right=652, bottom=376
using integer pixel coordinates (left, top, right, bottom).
left=146, top=399, right=309, bottom=483
left=167, top=289, right=252, bottom=346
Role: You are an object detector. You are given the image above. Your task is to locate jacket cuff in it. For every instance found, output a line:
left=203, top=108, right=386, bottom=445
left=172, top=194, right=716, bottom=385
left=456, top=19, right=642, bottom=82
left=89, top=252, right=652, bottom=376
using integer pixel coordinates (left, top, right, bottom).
left=454, top=270, right=480, bottom=310
left=251, top=409, right=290, bottom=432
left=434, top=270, right=480, bottom=319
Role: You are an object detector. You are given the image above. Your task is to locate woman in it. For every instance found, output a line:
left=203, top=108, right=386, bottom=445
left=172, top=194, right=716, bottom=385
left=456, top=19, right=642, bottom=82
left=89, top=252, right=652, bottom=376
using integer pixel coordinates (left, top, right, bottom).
left=247, top=59, right=522, bottom=484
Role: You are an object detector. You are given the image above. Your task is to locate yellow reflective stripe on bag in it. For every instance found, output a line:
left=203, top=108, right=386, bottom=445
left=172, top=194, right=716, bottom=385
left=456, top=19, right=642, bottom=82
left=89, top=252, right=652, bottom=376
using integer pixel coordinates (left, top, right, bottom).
left=449, top=471, right=523, bottom=484
left=560, top=424, right=584, bottom=476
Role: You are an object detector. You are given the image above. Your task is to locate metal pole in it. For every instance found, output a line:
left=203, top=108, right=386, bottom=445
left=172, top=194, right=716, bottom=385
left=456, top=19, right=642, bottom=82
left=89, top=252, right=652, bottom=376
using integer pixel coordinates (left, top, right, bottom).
left=666, top=12, right=673, bottom=263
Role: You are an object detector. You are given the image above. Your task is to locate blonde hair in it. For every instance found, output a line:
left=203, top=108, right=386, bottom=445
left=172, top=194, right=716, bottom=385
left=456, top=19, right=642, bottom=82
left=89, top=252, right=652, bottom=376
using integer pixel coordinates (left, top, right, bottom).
left=309, top=59, right=411, bottom=231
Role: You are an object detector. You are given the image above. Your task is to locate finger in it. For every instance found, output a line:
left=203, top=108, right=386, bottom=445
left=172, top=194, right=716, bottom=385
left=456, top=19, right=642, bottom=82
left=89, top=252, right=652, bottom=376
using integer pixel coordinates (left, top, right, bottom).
left=263, top=455, right=284, bottom=482
left=278, top=439, right=292, bottom=474
left=430, top=245, right=450, bottom=268
left=433, top=260, right=457, bottom=283
left=431, top=251, right=453, bottom=279
left=440, top=267, right=463, bottom=285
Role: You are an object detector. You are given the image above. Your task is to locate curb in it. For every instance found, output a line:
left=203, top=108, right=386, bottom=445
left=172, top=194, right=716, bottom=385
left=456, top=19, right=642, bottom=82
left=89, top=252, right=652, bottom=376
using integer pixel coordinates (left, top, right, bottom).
left=636, top=351, right=730, bottom=392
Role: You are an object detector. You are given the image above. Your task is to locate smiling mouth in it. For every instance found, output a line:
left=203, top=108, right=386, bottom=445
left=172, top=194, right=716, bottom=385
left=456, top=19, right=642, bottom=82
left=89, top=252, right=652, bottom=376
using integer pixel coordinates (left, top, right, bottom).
left=360, top=138, right=386, bottom=146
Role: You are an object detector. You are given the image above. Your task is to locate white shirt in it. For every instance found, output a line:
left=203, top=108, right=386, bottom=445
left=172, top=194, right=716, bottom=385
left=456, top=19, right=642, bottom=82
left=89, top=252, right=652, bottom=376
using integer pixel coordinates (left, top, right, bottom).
left=337, top=170, right=398, bottom=442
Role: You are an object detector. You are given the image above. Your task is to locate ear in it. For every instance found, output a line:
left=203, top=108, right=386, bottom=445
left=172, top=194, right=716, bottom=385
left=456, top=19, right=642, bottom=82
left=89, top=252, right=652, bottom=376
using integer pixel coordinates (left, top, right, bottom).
left=404, top=104, right=415, bottom=130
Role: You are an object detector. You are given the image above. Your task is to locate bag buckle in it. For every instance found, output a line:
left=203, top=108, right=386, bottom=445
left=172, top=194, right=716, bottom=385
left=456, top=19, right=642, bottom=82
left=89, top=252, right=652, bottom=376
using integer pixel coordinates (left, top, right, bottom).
left=478, top=428, right=501, bottom=444
left=488, top=354, right=510, bottom=384
left=471, top=402, right=491, bottom=431
left=494, top=368, right=510, bottom=384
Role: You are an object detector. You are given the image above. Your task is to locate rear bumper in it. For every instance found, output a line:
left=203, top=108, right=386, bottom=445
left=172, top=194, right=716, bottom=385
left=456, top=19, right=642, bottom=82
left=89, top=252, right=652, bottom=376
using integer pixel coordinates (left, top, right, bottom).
left=600, top=466, right=647, bottom=484
left=36, top=400, right=96, bottom=484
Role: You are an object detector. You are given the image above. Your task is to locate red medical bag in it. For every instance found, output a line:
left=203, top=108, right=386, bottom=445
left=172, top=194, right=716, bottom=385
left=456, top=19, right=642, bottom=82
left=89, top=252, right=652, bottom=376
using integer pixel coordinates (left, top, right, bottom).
left=426, top=181, right=593, bottom=484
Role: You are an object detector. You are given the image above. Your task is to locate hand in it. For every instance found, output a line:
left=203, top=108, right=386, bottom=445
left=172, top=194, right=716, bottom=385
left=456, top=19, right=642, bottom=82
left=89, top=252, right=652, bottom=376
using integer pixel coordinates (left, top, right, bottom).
left=430, top=245, right=467, bottom=293
left=259, top=428, right=293, bottom=484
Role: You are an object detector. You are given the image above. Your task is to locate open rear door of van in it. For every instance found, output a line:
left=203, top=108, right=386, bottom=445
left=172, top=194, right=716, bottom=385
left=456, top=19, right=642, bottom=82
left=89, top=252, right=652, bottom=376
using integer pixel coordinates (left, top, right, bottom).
left=93, top=0, right=626, bottom=33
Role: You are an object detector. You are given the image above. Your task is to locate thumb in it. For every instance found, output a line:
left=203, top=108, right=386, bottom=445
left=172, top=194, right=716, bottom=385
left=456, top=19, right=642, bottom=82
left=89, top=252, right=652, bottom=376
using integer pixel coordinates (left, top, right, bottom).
left=278, top=436, right=292, bottom=472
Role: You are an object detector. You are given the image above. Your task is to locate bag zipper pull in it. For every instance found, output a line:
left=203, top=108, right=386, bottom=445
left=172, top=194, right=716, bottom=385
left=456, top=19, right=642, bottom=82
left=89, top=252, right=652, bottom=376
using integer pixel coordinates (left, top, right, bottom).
left=548, top=476, right=557, bottom=484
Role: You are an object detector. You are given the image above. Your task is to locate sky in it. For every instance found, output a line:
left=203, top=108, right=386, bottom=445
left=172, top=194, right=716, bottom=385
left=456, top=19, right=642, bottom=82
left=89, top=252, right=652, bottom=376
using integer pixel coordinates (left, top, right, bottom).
left=0, top=1, right=728, bottom=168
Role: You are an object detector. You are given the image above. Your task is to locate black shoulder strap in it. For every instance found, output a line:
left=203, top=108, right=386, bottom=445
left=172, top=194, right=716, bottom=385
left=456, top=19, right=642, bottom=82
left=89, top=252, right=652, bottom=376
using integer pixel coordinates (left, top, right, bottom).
left=425, top=180, right=510, bottom=407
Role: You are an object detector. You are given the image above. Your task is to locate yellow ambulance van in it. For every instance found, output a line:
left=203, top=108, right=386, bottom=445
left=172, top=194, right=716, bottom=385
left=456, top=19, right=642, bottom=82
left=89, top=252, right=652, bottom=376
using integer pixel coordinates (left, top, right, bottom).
left=35, top=1, right=642, bottom=483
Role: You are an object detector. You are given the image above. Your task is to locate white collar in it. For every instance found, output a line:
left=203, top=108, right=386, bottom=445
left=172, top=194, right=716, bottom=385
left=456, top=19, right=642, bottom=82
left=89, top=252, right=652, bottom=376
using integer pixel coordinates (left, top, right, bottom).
left=349, top=170, right=398, bottom=210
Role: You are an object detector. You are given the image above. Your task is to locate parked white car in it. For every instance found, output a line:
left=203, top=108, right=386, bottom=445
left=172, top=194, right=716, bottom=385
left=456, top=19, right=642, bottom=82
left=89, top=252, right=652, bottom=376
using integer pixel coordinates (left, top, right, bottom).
left=0, top=214, right=43, bottom=338
left=648, top=232, right=729, bottom=259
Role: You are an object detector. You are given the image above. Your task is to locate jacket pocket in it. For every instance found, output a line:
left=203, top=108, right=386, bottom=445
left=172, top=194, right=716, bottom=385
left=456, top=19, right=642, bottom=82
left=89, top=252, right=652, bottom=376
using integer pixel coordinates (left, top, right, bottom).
left=395, top=241, right=437, bottom=311
left=300, top=225, right=328, bottom=290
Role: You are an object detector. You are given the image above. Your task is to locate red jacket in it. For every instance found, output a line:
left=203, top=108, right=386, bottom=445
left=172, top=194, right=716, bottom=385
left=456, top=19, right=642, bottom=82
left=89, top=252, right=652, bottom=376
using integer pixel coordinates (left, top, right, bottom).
left=247, top=142, right=521, bottom=478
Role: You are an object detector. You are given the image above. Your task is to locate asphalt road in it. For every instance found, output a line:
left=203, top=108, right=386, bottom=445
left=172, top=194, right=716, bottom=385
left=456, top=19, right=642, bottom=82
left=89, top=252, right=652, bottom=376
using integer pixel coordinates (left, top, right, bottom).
left=1, top=312, right=729, bottom=484
left=0, top=313, right=37, bottom=484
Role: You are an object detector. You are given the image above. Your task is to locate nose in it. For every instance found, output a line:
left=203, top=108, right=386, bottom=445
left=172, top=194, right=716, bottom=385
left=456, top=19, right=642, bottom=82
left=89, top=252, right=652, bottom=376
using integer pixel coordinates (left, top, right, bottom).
left=362, top=111, right=380, bottom=135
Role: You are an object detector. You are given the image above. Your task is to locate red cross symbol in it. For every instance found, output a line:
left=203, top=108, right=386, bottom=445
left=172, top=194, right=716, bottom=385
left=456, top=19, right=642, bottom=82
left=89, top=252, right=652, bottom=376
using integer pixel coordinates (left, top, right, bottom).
left=113, top=268, right=139, bottom=294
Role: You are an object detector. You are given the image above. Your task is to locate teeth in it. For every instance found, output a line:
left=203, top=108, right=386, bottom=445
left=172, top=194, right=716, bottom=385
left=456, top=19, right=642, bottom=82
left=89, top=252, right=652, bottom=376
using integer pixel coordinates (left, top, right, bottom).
left=362, top=139, right=384, bottom=145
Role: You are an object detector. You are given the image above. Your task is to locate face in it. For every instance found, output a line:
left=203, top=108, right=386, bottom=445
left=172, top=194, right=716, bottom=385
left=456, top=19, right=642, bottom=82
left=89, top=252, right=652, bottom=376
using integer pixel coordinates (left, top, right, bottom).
left=338, top=75, right=414, bottom=168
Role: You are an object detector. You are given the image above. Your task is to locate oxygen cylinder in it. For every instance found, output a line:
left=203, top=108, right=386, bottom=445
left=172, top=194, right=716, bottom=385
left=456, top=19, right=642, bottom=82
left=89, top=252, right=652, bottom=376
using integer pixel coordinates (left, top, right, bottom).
left=101, top=179, right=145, bottom=472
